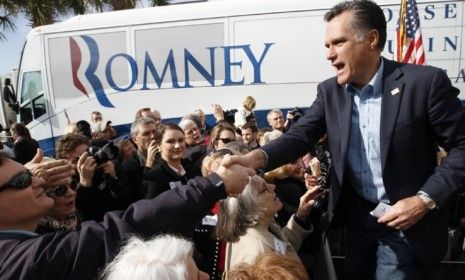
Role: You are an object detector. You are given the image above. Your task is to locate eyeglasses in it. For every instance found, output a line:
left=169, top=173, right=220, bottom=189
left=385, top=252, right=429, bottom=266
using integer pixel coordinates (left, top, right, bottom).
left=218, top=138, right=235, bottom=144
left=45, top=184, right=77, bottom=198
left=0, top=170, right=33, bottom=192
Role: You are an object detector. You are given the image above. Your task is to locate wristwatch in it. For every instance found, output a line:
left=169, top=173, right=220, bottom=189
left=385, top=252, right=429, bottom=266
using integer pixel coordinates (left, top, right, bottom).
left=417, top=192, right=437, bottom=211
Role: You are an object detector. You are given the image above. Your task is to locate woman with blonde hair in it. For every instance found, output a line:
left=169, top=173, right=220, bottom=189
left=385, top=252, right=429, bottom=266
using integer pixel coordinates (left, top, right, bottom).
left=235, top=96, right=257, bottom=128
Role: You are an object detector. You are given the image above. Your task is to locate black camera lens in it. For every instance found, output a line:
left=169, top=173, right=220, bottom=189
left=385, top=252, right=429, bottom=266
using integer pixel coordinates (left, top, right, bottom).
left=87, top=142, right=119, bottom=165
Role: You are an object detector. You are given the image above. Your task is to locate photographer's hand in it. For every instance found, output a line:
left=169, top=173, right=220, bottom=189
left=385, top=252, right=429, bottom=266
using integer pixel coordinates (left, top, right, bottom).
left=286, top=111, right=294, bottom=120
left=99, top=161, right=117, bottom=179
left=77, top=152, right=97, bottom=187
left=145, top=140, right=159, bottom=168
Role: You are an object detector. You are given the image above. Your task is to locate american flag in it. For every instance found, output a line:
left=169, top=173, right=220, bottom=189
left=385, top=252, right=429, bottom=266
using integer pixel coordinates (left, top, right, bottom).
left=395, top=0, right=426, bottom=65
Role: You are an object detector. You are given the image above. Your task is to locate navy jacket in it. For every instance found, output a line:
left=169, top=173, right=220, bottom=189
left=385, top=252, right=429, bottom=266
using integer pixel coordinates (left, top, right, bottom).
left=0, top=174, right=225, bottom=279
left=262, top=58, right=465, bottom=266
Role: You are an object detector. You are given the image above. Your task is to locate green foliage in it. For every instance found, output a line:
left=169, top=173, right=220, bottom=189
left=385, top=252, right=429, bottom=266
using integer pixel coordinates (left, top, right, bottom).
left=0, top=0, right=171, bottom=40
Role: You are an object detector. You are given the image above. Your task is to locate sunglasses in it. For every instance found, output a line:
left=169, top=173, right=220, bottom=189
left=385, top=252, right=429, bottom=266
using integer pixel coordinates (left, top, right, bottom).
left=0, top=170, right=33, bottom=192
left=218, top=138, right=235, bottom=144
left=45, top=184, right=77, bottom=198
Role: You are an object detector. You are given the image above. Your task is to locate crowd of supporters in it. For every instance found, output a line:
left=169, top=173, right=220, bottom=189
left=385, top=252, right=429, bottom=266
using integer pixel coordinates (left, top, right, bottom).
left=0, top=93, right=464, bottom=280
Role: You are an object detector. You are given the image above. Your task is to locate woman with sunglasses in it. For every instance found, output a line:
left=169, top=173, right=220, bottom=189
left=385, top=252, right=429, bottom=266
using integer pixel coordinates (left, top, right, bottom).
left=217, top=175, right=325, bottom=276
left=208, top=122, right=237, bottom=152
left=36, top=183, right=78, bottom=234
left=55, top=133, right=128, bottom=222
left=144, top=123, right=199, bottom=199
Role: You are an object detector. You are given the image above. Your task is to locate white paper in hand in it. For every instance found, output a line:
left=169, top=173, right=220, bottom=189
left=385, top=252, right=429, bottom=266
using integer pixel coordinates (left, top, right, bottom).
left=370, top=202, right=393, bottom=218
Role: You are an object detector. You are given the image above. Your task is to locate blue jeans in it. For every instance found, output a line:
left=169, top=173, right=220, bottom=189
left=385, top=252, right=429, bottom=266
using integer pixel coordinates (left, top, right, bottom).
left=344, top=197, right=423, bottom=280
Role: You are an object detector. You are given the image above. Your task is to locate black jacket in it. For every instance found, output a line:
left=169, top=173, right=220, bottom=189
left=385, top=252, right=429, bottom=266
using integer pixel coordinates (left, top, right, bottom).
left=0, top=174, right=226, bottom=280
left=262, top=58, right=465, bottom=266
left=144, top=158, right=198, bottom=199
left=13, top=138, right=39, bottom=164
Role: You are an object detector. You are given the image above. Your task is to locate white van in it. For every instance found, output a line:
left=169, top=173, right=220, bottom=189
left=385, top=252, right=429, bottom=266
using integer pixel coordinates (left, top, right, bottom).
left=14, top=0, right=465, bottom=155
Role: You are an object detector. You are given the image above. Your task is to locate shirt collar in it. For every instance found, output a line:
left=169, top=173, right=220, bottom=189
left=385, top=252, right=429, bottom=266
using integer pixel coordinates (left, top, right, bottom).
left=346, top=58, right=384, bottom=95
left=167, top=162, right=186, bottom=176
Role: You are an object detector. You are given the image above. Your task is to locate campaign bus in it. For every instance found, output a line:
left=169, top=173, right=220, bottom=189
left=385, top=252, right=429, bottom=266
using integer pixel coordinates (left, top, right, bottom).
left=11, top=0, right=465, bottom=155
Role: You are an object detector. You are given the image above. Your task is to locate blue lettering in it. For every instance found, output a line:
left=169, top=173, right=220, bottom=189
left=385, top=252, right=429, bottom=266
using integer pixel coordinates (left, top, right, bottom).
left=455, top=68, right=465, bottom=83
left=427, top=37, right=433, bottom=52
left=444, top=36, right=458, bottom=51
left=184, top=47, right=216, bottom=87
left=383, top=8, right=393, bottom=23
left=387, top=39, right=394, bottom=54
left=106, top=54, right=138, bottom=92
left=78, top=37, right=274, bottom=108
left=445, top=4, right=457, bottom=19
left=424, top=5, right=434, bottom=20
left=81, top=35, right=114, bottom=108
left=242, top=43, right=274, bottom=84
left=142, top=50, right=181, bottom=89
left=222, top=45, right=245, bottom=85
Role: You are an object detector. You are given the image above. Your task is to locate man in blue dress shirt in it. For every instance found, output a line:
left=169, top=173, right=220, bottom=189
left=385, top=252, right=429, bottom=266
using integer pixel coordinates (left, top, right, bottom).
left=226, top=1, right=465, bottom=279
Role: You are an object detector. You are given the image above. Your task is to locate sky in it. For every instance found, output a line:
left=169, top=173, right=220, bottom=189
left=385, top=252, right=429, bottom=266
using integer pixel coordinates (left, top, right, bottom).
left=0, top=15, right=31, bottom=76
left=0, top=0, right=206, bottom=76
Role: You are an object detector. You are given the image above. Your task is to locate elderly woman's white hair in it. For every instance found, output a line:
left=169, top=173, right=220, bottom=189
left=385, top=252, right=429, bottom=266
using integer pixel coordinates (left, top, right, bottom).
left=178, top=118, right=198, bottom=131
left=102, top=235, right=194, bottom=280
left=260, top=129, right=283, bottom=146
left=216, top=175, right=265, bottom=242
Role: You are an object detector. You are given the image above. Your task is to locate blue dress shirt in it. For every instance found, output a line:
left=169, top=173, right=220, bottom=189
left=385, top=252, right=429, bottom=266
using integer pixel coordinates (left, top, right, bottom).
left=346, top=60, right=389, bottom=203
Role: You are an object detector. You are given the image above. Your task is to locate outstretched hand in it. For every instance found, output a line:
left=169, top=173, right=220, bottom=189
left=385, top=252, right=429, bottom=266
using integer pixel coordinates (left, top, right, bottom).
left=216, top=155, right=256, bottom=196
left=221, top=149, right=266, bottom=171
left=296, top=186, right=325, bottom=219
left=25, top=149, right=75, bottom=188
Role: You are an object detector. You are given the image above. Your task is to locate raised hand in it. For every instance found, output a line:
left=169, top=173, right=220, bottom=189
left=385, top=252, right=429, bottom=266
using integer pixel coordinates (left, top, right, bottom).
left=25, top=149, right=74, bottom=187
left=77, top=152, right=97, bottom=187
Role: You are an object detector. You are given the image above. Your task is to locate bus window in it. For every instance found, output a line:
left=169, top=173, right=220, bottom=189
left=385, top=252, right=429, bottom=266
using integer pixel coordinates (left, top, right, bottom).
left=21, top=71, right=43, bottom=103
left=20, top=71, right=46, bottom=124
left=32, top=95, right=46, bottom=119
left=20, top=102, right=33, bottom=124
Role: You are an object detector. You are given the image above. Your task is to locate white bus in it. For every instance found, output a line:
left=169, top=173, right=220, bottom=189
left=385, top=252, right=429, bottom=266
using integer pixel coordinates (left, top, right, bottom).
left=13, top=0, right=465, bottom=155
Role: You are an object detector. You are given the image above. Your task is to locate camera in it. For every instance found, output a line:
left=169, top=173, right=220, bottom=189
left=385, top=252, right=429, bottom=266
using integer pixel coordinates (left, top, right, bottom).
left=223, top=109, right=238, bottom=125
left=288, top=107, right=304, bottom=119
left=87, top=142, right=119, bottom=165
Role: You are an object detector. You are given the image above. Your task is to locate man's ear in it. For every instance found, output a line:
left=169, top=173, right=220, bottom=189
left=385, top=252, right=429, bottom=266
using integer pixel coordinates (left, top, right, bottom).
left=368, top=29, right=380, bottom=50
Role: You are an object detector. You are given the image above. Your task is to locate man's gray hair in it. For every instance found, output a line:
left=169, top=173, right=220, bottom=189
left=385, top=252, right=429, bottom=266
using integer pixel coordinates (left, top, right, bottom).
left=266, top=108, right=283, bottom=122
left=216, top=175, right=264, bottom=242
left=178, top=118, right=197, bottom=131
left=130, top=117, right=155, bottom=136
left=102, top=235, right=193, bottom=280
